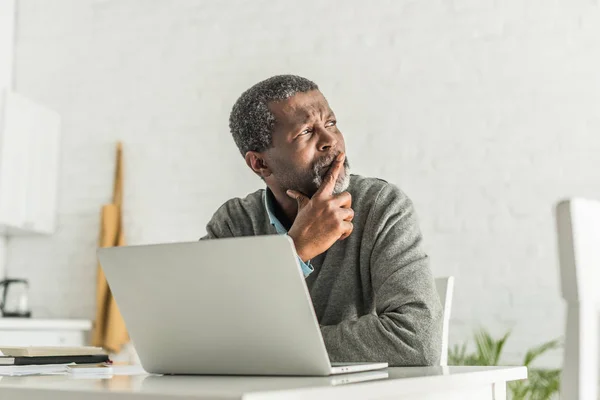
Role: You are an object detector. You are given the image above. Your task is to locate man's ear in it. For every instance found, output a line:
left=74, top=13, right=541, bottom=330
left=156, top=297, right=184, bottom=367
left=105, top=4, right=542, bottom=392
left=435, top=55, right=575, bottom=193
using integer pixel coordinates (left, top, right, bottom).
left=245, top=151, right=272, bottom=178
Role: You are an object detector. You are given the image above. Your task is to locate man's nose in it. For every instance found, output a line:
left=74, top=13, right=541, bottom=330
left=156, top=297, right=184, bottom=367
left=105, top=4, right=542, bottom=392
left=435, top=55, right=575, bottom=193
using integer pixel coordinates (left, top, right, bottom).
left=316, top=126, right=337, bottom=151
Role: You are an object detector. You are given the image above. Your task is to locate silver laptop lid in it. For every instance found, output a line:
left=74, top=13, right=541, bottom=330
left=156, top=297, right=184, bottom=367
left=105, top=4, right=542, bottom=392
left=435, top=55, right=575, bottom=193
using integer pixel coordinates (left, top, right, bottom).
left=98, top=235, right=332, bottom=376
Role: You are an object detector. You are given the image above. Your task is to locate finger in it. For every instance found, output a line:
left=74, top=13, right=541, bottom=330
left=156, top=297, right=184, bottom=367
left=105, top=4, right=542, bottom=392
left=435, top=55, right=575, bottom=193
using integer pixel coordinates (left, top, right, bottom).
left=337, top=207, right=354, bottom=222
left=316, top=152, right=345, bottom=198
left=286, top=189, right=310, bottom=210
left=332, top=191, right=352, bottom=208
left=339, top=221, right=354, bottom=240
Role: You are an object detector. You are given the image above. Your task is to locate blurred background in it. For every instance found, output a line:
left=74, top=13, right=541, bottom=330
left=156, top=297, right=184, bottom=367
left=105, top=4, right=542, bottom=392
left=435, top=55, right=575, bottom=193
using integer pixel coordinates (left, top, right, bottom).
left=1, top=0, right=600, bottom=370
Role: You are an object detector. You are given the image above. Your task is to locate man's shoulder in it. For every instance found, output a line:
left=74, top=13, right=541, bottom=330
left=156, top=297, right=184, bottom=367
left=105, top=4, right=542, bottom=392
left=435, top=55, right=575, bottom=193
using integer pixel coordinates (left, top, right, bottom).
left=204, top=188, right=268, bottom=238
left=349, top=174, right=407, bottom=203
left=348, top=175, right=418, bottom=238
left=213, top=189, right=265, bottom=219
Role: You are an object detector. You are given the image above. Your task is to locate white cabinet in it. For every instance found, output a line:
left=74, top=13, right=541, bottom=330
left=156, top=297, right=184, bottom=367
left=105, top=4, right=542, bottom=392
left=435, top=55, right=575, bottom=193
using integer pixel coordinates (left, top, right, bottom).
left=0, top=89, right=61, bottom=235
left=0, top=319, right=91, bottom=347
left=0, top=0, right=61, bottom=281
left=0, top=0, right=16, bottom=91
left=0, top=0, right=59, bottom=235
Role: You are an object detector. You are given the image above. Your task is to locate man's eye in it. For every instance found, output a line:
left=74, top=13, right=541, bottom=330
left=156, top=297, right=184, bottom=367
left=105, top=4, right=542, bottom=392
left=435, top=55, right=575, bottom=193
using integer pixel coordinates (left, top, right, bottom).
left=301, top=129, right=313, bottom=135
left=326, top=120, right=337, bottom=127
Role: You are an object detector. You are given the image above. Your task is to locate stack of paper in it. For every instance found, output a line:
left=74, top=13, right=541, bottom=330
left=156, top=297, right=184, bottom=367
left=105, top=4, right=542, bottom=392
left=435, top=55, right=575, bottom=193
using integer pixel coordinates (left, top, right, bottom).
left=0, top=364, right=147, bottom=377
left=0, top=364, right=70, bottom=376
left=67, top=363, right=113, bottom=377
left=0, top=346, right=109, bottom=374
left=0, top=346, right=105, bottom=357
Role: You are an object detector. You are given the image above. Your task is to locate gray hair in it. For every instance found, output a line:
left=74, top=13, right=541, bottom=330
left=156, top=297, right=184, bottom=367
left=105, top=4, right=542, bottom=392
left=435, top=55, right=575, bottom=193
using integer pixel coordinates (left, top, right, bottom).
left=229, top=75, right=319, bottom=156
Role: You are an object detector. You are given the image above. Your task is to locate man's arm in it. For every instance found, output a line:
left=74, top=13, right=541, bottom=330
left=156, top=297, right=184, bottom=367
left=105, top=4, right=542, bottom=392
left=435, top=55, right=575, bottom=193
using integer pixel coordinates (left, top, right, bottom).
left=320, top=184, right=443, bottom=366
left=200, top=204, right=234, bottom=240
left=199, top=200, right=314, bottom=278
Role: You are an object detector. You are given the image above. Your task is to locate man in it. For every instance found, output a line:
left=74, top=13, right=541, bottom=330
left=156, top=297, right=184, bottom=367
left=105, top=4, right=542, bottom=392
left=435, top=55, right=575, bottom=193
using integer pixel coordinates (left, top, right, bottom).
left=202, top=75, right=442, bottom=366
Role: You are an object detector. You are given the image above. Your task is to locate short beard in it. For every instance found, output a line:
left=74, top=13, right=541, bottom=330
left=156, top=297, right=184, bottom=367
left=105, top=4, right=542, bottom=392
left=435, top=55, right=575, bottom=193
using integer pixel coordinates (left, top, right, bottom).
left=312, top=158, right=351, bottom=195
left=273, top=155, right=351, bottom=198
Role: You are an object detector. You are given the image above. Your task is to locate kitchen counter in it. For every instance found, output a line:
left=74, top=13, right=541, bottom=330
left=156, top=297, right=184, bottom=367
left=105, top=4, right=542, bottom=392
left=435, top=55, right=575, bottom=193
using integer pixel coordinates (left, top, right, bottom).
left=0, top=318, right=92, bottom=347
left=0, top=318, right=91, bottom=330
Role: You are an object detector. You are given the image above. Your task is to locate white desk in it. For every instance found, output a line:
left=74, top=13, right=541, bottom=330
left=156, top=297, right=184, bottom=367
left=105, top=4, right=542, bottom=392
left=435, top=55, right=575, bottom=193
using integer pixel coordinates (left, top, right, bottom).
left=0, top=365, right=526, bottom=400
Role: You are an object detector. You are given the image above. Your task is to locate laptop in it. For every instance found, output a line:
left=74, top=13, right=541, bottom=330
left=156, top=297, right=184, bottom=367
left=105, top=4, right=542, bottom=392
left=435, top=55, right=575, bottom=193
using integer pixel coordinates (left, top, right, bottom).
left=97, top=235, right=388, bottom=376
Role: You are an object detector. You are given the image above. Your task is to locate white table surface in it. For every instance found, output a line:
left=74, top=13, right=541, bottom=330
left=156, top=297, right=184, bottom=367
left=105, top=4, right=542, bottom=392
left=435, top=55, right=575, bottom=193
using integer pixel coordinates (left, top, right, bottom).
left=0, top=318, right=92, bottom=330
left=0, top=365, right=527, bottom=400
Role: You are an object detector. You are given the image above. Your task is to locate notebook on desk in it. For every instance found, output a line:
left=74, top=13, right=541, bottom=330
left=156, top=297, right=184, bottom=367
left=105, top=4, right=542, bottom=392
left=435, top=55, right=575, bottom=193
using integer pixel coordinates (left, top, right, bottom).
left=0, top=354, right=109, bottom=366
left=0, top=346, right=109, bottom=366
left=0, top=346, right=105, bottom=357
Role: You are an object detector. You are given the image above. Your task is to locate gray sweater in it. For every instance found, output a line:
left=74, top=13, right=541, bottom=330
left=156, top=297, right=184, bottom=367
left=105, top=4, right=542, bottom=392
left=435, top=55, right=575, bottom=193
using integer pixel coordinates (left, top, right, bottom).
left=202, top=175, right=442, bottom=366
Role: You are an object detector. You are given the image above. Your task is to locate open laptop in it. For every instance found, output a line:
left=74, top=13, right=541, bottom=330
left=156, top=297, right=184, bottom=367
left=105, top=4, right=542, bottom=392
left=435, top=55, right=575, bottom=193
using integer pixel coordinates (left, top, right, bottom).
left=97, top=235, right=388, bottom=376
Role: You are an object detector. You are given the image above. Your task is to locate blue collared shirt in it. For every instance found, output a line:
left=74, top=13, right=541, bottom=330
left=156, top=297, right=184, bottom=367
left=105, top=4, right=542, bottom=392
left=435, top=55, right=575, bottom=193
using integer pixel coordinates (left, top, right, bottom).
left=263, top=189, right=314, bottom=278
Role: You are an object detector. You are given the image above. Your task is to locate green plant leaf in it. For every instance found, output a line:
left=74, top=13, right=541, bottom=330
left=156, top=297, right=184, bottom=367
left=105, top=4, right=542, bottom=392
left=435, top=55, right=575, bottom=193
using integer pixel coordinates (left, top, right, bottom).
left=509, top=379, right=530, bottom=400
left=448, top=342, right=469, bottom=366
left=527, top=369, right=561, bottom=400
left=522, top=339, right=562, bottom=367
left=494, top=330, right=511, bottom=365
left=473, top=329, right=495, bottom=365
left=473, top=329, right=510, bottom=366
left=451, top=329, right=562, bottom=399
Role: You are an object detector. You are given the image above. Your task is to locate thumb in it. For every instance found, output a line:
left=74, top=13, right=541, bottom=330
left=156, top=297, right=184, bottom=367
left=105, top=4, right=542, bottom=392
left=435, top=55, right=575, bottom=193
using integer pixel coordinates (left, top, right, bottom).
left=286, top=190, right=309, bottom=209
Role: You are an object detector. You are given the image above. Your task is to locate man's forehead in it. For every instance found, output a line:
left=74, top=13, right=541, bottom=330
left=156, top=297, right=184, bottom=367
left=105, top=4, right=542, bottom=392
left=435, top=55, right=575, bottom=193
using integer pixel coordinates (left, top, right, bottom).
left=269, top=90, right=332, bottom=125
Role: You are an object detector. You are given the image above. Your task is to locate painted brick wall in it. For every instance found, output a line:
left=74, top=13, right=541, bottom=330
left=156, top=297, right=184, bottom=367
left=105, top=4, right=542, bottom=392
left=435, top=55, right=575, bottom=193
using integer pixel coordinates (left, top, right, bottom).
left=8, top=0, right=600, bottom=365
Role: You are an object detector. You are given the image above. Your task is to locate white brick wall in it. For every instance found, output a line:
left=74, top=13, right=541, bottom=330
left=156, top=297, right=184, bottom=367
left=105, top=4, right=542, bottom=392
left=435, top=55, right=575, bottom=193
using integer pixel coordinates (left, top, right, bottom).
left=8, top=0, right=600, bottom=365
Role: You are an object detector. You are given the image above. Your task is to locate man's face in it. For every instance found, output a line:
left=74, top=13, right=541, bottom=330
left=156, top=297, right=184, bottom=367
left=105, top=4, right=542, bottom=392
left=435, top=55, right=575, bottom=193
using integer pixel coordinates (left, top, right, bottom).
left=263, top=90, right=350, bottom=197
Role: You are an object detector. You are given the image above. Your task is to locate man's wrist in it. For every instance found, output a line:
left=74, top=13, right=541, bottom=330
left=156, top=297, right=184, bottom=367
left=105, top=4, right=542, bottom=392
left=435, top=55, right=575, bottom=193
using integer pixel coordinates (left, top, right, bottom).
left=288, top=233, right=310, bottom=262
left=296, top=246, right=310, bottom=263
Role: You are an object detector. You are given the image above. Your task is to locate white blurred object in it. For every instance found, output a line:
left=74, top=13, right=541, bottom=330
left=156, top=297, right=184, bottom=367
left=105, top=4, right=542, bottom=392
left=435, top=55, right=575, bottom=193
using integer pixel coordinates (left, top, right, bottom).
left=0, top=363, right=68, bottom=377
left=435, top=276, right=455, bottom=367
left=555, top=198, right=600, bottom=400
left=110, top=364, right=146, bottom=376
left=0, top=90, right=61, bottom=236
left=109, top=342, right=141, bottom=365
left=0, top=319, right=91, bottom=346
left=0, top=0, right=15, bottom=90
left=0, top=0, right=16, bottom=285
left=67, top=363, right=113, bottom=376
left=0, top=0, right=61, bottom=281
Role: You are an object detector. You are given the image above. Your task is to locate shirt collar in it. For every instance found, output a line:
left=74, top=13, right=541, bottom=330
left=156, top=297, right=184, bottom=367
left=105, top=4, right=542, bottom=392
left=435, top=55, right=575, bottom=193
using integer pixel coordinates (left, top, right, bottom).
left=263, top=189, right=288, bottom=234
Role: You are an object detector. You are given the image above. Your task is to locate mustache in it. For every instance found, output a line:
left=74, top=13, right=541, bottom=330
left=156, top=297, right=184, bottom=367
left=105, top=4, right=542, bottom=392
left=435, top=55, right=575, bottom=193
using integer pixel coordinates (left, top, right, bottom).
left=313, top=153, right=348, bottom=171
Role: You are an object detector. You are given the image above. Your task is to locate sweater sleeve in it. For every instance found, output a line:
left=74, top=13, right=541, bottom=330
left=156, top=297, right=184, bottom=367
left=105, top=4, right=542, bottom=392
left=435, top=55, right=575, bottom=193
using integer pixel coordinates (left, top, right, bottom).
left=200, top=197, right=314, bottom=278
left=199, top=203, right=235, bottom=240
left=320, top=184, right=443, bottom=366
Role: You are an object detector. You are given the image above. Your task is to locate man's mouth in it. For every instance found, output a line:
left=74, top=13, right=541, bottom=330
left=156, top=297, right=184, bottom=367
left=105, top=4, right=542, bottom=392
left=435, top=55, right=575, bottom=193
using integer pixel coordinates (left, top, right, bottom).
left=317, top=154, right=339, bottom=171
left=318, top=162, right=335, bottom=176
left=313, top=153, right=345, bottom=182
left=321, top=162, right=333, bottom=171
left=319, top=161, right=345, bottom=180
